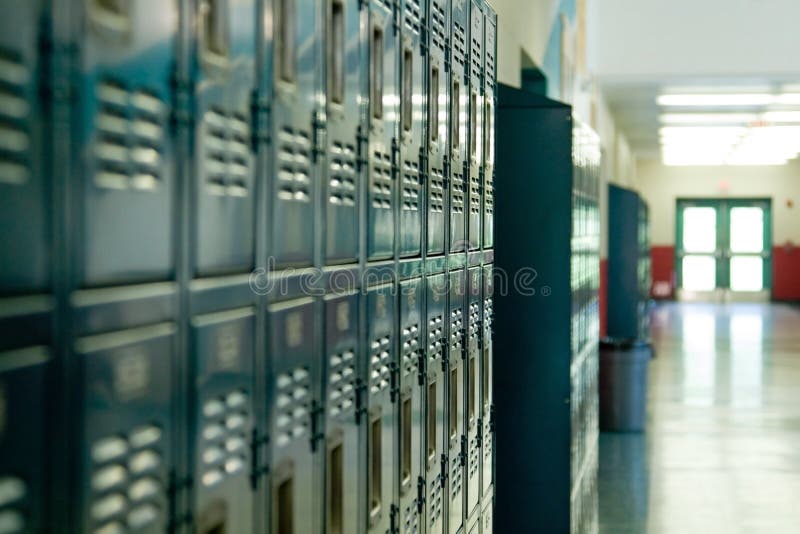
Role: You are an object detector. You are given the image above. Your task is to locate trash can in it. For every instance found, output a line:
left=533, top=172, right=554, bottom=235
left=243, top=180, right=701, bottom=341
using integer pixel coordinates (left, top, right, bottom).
left=599, top=339, right=651, bottom=432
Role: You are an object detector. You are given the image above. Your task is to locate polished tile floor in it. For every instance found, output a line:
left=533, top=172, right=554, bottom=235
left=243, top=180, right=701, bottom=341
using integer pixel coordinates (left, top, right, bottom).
left=599, top=302, right=800, bottom=534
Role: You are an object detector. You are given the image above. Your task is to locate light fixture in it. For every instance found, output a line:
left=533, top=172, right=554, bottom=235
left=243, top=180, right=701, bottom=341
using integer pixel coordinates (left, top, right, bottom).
left=762, top=111, right=800, bottom=123
left=657, top=94, right=774, bottom=107
left=660, top=113, right=758, bottom=125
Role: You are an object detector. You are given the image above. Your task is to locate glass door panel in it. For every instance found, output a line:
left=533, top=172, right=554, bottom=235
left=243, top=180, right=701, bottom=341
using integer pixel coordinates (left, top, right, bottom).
left=678, top=204, right=719, bottom=293
left=682, top=207, right=717, bottom=252
left=727, top=204, right=767, bottom=293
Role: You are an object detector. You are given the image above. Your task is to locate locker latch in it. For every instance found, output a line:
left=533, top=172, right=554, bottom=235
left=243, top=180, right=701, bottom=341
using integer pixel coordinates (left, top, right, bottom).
left=249, top=429, right=270, bottom=490
left=312, top=111, right=326, bottom=163
left=389, top=362, right=400, bottom=403
left=355, top=378, right=368, bottom=424
left=390, top=503, right=400, bottom=534
left=460, top=435, right=468, bottom=466
left=355, top=125, right=369, bottom=171
left=416, top=351, right=426, bottom=386
left=167, top=470, right=193, bottom=532
left=250, top=89, right=270, bottom=148
left=309, top=399, right=325, bottom=452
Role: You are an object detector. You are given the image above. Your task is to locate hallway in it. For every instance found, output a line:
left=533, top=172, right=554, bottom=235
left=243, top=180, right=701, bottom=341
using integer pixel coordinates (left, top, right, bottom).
left=599, top=303, right=800, bottom=534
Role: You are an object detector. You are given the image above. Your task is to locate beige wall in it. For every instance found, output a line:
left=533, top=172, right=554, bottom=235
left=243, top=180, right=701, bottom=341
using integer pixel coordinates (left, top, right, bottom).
left=637, top=158, right=800, bottom=246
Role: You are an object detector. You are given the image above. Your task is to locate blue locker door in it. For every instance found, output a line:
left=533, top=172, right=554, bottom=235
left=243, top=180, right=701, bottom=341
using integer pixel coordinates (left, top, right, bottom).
left=398, top=276, right=423, bottom=533
left=365, top=282, right=396, bottom=534
left=268, top=297, right=317, bottom=533
left=269, top=0, right=320, bottom=268
left=425, top=0, right=450, bottom=258
left=324, top=0, right=363, bottom=265
left=449, top=0, right=468, bottom=253
left=446, top=268, right=465, bottom=534
left=75, top=323, right=175, bottom=533
left=74, top=0, right=179, bottom=286
left=466, top=0, right=483, bottom=251
left=481, top=264, right=493, bottom=497
left=0, top=0, right=49, bottom=292
left=190, top=308, right=256, bottom=533
left=424, top=272, right=447, bottom=534
left=192, top=0, right=257, bottom=276
left=322, top=291, right=361, bottom=534
left=0, top=348, right=49, bottom=534
left=465, top=266, right=482, bottom=517
left=481, top=5, right=496, bottom=250
left=366, top=0, right=398, bottom=261
left=398, top=0, right=426, bottom=258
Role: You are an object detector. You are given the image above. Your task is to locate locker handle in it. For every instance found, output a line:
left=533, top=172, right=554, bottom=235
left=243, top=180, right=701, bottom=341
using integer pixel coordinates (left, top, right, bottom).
left=328, top=0, right=345, bottom=105
left=199, top=0, right=230, bottom=68
left=430, top=64, right=440, bottom=143
left=401, top=47, right=413, bottom=133
left=370, top=25, right=384, bottom=119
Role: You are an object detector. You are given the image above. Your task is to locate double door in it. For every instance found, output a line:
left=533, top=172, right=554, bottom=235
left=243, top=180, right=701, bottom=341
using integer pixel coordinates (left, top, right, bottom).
left=677, top=199, right=771, bottom=299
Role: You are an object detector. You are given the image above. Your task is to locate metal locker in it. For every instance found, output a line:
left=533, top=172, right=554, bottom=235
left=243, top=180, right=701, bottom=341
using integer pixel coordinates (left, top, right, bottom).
left=366, top=0, right=398, bottom=261
left=480, top=264, right=493, bottom=497
left=398, top=0, right=426, bottom=258
left=466, top=0, right=483, bottom=251
left=192, top=0, right=257, bottom=276
left=425, top=0, right=450, bottom=258
left=0, top=0, right=49, bottom=292
left=322, top=291, right=361, bottom=534
left=481, top=2, right=496, bottom=250
left=74, top=323, right=175, bottom=533
left=267, top=0, right=321, bottom=267
left=480, top=490, right=492, bottom=534
left=190, top=308, right=256, bottom=533
left=424, top=272, right=447, bottom=534
left=449, top=0, right=468, bottom=253
left=0, top=348, right=49, bottom=533
left=267, top=297, right=317, bottom=534
left=398, top=276, right=424, bottom=533
left=465, top=266, right=481, bottom=518
left=70, top=0, right=179, bottom=286
left=446, top=267, right=465, bottom=534
left=365, top=282, right=396, bottom=534
left=324, top=0, right=363, bottom=264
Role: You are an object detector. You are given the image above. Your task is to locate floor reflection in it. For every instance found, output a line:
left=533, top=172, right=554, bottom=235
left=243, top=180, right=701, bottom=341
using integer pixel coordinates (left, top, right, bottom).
left=599, top=302, right=800, bottom=534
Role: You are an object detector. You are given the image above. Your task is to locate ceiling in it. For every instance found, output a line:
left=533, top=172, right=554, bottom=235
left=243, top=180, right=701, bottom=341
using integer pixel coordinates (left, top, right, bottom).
left=601, top=78, right=800, bottom=158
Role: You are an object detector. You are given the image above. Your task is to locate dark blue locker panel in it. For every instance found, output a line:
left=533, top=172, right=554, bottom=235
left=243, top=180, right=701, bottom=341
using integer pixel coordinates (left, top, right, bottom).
left=398, top=276, right=423, bottom=533
left=466, top=0, right=483, bottom=251
left=75, top=323, right=175, bottom=533
left=269, top=0, right=320, bottom=268
left=268, top=297, right=317, bottom=533
left=190, top=308, right=255, bottom=533
left=426, top=0, right=450, bottom=257
left=446, top=268, right=465, bottom=534
left=465, top=266, right=481, bottom=517
left=74, top=1, right=178, bottom=286
left=0, top=0, right=49, bottom=293
left=424, top=273, right=447, bottom=534
left=192, top=0, right=256, bottom=276
left=324, top=0, right=363, bottom=264
left=365, top=282, right=396, bottom=534
left=480, top=264, right=493, bottom=497
left=322, top=291, right=360, bottom=534
left=366, top=0, right=398, bottom=261
left=449, top=0, right=468, bottom=253
left=0, top=348, right=48, bottom=533
left=481, top=4, right=495, bottom=250
left=398, top=0, right=426, bottom=258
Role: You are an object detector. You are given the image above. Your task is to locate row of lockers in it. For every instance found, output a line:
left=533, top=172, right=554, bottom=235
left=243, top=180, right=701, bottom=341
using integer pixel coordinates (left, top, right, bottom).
left=0, top=0, right=499, bottom=533
left=1, top=0, right=497, bottom=294
left=0, top=263, right=495, bottom=533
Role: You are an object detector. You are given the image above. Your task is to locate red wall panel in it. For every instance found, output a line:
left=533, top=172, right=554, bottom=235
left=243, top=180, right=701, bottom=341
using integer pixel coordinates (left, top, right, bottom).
left=651, top=245, right=675, bottom=299
left=773, top=245, right=800, bottom=300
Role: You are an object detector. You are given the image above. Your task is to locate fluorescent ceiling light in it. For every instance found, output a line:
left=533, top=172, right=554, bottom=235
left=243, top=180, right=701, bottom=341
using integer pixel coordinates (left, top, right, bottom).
left=658, top=94, right=773, bottom=106
left=762, top=111, right=800, bottom=122
left=660, top=113, right=758, bottom=125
